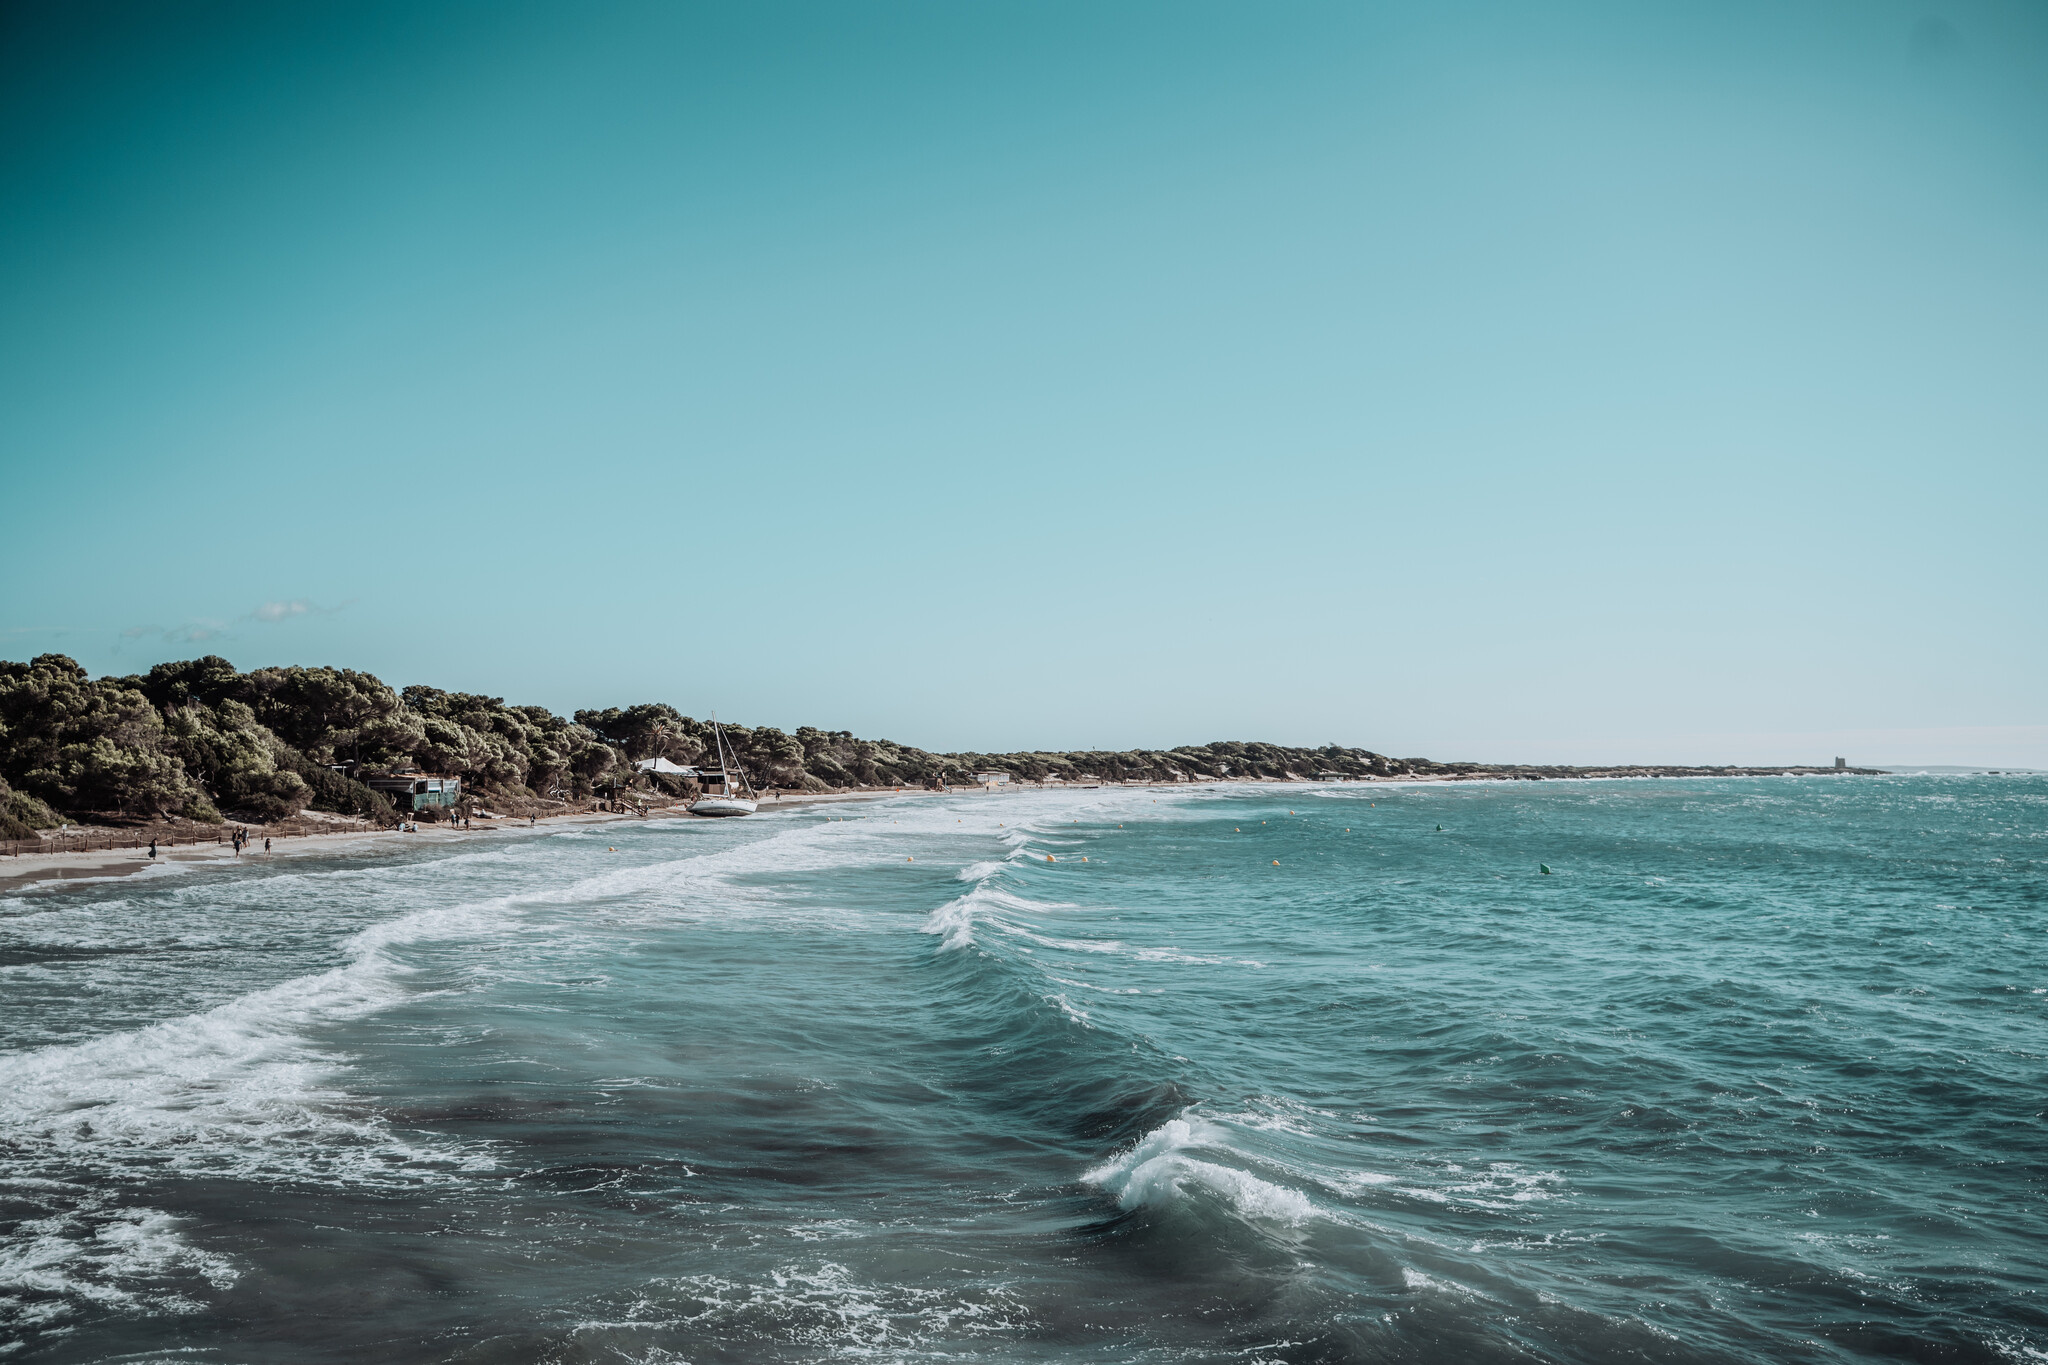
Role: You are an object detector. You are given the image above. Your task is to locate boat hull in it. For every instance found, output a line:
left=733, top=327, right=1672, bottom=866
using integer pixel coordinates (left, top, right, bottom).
left=689, top=797, right=757, bottom=817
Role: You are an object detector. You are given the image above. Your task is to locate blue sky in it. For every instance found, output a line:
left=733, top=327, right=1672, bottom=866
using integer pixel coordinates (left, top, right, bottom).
left=3, top=0, right=2044, bottom=765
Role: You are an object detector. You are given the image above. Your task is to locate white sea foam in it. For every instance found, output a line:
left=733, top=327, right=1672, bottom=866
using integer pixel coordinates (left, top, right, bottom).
left=629, top=1261, right=1029, bottom=1351
left=920, top=878, right=1070, bottom=953
left=1046, top=993, right=1091, bottom=1027
left=0, top=893, right=515, bottom=1189
left=0, top=876, right=561, bottom=1336
left=998, top=922, right=1260, bottom=968
left=1082, top=1118, right=1317, bottom=1225
left=1401, top=1266, right=1494, bottom=1299
left=1441, top=1163, right=1566, bottom=1208
left=0, top=1195, right=241, bottom=1329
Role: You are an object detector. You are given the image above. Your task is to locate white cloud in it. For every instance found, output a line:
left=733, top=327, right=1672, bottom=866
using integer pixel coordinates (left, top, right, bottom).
left=249, top=599, right=318, bottom=623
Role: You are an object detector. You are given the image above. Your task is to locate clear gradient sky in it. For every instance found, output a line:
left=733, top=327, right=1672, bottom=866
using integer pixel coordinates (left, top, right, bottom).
left=3, top=0, right=2044, bottom=766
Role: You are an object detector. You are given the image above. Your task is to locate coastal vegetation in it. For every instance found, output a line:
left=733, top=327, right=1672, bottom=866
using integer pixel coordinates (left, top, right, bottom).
left=0, top=653, right=1433, bottom=828
left=0, top=653, right=1875, bottom=833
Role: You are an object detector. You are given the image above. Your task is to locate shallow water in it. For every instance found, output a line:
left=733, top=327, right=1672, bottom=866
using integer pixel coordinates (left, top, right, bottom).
left=1, top=777, right=2043, bottom=1363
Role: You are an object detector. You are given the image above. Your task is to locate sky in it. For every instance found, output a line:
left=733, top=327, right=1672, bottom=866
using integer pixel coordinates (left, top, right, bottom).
left=2, top=0, right=2044, bottom=766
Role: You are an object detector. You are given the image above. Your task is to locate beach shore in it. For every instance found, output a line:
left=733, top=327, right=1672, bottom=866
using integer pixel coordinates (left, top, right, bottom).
left=0, top=765, right=1888, bottom=896
left=0, top=785, right=986, bottom=895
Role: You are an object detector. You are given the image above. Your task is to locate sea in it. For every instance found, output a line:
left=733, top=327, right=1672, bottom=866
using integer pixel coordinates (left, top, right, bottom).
left=1, top=776, right=2043, bottom=1364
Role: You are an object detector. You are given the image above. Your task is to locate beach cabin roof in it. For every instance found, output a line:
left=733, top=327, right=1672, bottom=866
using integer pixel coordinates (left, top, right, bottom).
left=635, top=757, right=701, bottom=776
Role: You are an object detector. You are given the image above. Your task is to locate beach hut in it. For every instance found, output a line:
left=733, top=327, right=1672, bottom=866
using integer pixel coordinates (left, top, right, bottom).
left=363, top=773, right=462, bottom=812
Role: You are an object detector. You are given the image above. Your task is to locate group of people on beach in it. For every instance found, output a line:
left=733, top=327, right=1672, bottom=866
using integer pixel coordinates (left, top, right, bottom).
left=142, top=828, right=270, bottom=861
left=129, top=806, right=567, bottom=869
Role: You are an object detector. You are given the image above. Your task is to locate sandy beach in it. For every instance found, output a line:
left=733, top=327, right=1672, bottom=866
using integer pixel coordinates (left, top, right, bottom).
left=0, top=785, right=987, bottom=895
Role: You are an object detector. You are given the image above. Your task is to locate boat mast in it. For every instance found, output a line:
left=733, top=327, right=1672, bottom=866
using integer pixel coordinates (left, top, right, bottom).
left=711, top=714, right=733, bottom=796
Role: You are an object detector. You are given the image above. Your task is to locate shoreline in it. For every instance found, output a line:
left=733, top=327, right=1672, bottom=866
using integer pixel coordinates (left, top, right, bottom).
left=0, top=768, right=1897, bottom=896
left=0, top=786, right=956, bottom=895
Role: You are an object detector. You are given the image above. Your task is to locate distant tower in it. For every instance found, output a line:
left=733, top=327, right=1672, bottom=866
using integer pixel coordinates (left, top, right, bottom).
left=1834, top=757, right=1846, bottom=770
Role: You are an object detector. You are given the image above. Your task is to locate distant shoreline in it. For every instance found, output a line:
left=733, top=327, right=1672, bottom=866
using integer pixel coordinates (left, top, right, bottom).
left=0, top=768, right=1914, bottom=896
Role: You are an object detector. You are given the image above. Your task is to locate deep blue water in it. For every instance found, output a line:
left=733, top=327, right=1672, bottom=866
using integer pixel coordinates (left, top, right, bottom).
left=1, top=776, right=2043, bottom=1363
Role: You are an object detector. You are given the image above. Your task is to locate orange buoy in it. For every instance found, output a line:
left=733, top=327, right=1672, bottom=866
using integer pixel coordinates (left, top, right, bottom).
left=907, top=857, right=914, bottom=862
left=1272, top=859, right=1279, bottom=865
left=1046, top=855, right=1056, bottom=862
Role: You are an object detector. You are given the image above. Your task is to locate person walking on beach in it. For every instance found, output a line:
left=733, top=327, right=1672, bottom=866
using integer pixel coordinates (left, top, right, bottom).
left=264, top=836, right=271, bottom=855
left=148, top=838, right=156, bottom=860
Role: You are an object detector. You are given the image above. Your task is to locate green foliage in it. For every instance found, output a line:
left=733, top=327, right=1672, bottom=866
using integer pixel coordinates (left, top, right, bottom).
left=0, top=776, right=49, bottom=838
left=572, top=704, right=700, bottom=763
left=244, top=665, right=417, bottom=764
left=0, top=655, right=206, bottom=816
left=740, top=726, right=807, bottom=786
left=278, top=750, right=398, bottom=822
left=161, top=697, right=311, bottom=821
left=0, top=653, right=1417, bottom=823
left=179, top=793, right=224, bottom=824
left=4, top=786, right=60, bottom=831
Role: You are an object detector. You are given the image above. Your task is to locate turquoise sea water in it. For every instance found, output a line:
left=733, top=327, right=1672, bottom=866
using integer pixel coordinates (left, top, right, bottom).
left=1, top=776, right=2043, bottom=1363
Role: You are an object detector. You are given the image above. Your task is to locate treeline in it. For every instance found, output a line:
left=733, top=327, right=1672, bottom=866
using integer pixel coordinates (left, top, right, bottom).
left=0, top=653, right=1434, bottom=835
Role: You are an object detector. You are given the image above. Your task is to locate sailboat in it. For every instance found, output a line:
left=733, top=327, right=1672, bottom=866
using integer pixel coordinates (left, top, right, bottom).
left=688, top=714, right=758, bottom=817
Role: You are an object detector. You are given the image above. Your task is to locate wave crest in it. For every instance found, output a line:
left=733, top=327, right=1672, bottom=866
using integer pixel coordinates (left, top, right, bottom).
left=1082, top=1117, right=1316, bottom=1225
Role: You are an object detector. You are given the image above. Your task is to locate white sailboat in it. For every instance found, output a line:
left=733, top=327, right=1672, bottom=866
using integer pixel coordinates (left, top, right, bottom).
left=688, top=715, right=758, bottom=817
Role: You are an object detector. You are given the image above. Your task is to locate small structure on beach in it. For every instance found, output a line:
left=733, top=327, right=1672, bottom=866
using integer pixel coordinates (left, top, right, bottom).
left=975, top=771, right=1012, bottom=787
left=364, top=773, right=462, bottom=812
left=635, top=757, right=701, bottom=777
